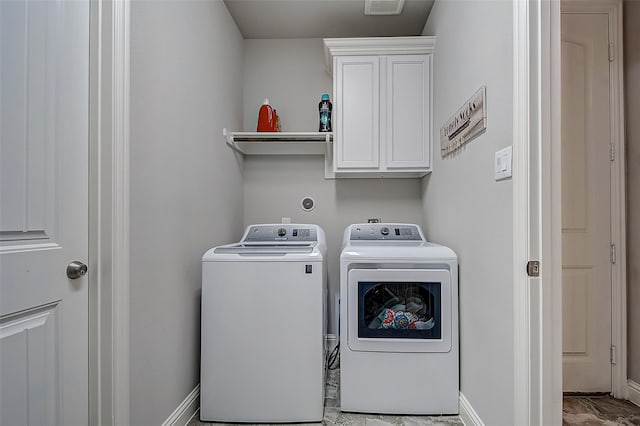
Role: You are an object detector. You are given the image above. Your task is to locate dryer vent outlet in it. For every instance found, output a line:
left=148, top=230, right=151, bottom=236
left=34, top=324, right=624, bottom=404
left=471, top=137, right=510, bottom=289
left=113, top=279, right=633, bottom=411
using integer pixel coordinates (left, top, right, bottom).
left=301, top=197, right=315, bottom=212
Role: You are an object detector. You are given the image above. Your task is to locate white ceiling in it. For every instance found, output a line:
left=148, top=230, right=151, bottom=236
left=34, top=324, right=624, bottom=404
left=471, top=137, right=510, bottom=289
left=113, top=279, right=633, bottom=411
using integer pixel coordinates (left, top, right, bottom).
left=223, top=0, right=435, bottom=39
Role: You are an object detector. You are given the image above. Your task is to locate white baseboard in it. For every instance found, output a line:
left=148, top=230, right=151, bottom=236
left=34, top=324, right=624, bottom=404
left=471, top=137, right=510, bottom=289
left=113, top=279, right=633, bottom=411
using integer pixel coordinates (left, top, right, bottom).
left=162, top=384, right=200, bottom=426
left=629, top=380, right=640, bottom=408
left=459, top=392, right=485, bottom=426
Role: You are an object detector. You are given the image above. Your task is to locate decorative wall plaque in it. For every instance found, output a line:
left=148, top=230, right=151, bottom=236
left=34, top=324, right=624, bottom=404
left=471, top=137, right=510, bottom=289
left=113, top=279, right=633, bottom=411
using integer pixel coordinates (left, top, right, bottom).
left=440, top=86, right=487, bottom=156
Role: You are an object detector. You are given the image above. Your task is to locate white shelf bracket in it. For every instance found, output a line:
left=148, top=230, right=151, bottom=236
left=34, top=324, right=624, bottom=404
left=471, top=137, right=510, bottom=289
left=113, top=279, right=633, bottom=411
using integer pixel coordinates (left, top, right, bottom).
left=223, top=128, right=242, bottom=154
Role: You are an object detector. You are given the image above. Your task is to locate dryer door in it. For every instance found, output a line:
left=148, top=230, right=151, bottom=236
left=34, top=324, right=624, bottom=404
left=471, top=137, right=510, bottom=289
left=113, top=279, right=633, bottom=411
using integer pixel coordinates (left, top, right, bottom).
left=347, top=268, right=452, bottom=353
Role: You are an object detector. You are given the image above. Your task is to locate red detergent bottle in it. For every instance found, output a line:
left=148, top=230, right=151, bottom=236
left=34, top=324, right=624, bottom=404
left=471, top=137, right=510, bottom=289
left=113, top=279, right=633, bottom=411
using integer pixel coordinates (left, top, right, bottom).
left=257, top=98, right=277, bottom=132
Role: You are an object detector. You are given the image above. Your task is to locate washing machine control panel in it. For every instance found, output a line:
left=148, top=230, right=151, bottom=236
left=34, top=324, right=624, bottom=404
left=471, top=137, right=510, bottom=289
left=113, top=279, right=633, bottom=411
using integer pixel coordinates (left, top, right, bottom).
left=244, top=225, right=318, bottom=242
left=350, top=224, right=423, bottom=241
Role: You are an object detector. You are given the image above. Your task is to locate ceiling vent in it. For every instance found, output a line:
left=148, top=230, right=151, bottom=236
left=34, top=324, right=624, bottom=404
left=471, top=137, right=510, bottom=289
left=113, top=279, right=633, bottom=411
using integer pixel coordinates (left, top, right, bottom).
left=364, top=0, right=406, bottom=15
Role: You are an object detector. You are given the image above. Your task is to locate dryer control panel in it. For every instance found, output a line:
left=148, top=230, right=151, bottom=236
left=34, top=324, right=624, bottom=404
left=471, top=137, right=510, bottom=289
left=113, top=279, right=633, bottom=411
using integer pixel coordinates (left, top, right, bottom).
left=349, top=224, right=423, bottom=241
left=244, top=224, right=318, bottom=242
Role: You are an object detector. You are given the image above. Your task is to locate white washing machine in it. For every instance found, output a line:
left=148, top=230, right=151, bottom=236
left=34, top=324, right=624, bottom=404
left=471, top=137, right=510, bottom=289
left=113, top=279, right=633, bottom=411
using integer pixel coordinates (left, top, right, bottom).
left=340, top=223, right=459, bottom=415
left=201, top=224, right=327, bottom=423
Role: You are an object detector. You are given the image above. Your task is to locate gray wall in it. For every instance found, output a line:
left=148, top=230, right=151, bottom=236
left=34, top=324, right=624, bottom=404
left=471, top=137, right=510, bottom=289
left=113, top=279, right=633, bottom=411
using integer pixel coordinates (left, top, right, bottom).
left=625, top=0, right=640, bottom=384
left=421, top=1, right=514, bottom=424
left=242, top=38, right=425, bottom=336
left=243, top=38, right=331, bottom=132
left=129, top=1, right=244, bottom=424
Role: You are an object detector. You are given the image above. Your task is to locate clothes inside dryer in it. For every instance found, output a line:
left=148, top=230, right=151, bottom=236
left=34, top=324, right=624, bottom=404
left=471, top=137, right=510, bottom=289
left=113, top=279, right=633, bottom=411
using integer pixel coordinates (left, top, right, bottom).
left=359, top=281, right=441, bottom=339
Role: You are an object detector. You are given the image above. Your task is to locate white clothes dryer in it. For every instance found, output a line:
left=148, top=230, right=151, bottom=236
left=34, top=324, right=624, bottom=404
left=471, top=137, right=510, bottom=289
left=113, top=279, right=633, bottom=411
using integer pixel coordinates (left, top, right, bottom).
left=201, top=224, right=327, bottom=423
left=340, top=223, right=458, bottom=415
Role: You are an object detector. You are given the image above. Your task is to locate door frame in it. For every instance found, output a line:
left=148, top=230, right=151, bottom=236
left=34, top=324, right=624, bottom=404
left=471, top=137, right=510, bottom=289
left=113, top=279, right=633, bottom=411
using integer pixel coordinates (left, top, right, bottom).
left=513, top=1, right=557, bottom=424
left=515, top=0, right=627, bottom=424
left=88, top=0, right=130, bottom=425
left=88, top=0, right=628, bottom=424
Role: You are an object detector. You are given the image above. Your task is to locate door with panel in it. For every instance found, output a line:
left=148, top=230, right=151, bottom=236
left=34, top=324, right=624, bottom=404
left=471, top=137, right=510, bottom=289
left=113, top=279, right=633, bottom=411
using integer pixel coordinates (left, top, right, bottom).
left=333, top=55, right=380, bottom=171
left=561, top=11, right=612, bottom=393
left=0, top=0, right=90, bottom=424
left=385, top=55, right=431, bottom=170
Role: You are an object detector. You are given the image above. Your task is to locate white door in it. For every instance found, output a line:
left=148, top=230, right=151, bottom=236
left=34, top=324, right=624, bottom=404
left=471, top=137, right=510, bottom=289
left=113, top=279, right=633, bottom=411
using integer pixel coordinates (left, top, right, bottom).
left=561, top=12, right=612, bottom=392
left=0, top=0, right=90, bottom=424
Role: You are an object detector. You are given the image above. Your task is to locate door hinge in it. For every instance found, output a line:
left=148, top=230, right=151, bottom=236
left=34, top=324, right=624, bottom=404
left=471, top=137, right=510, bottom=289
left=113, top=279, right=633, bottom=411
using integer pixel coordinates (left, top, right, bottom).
left=611, top=345, right=617, bottom=364
left=609, top=143, right=615, bottom=161
left=608, top=42, right=615, bottom=62
left=527, top=260, right=540, bottom=277
left=610, top=244, right=617, bottom=264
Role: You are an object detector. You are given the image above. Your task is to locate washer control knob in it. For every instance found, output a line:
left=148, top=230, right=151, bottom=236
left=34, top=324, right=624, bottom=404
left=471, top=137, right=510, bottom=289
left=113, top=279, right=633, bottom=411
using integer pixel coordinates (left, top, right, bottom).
left=380, top=227, right=390, bottom=236
left=277, top=227, right=287, bottom=237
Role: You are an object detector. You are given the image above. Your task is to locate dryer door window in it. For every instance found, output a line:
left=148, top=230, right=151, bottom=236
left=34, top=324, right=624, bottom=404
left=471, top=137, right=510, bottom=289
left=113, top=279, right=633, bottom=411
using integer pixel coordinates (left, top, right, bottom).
left=358, top=281, right=441, bottom=340
left=347, top=268, right=452, bottom=353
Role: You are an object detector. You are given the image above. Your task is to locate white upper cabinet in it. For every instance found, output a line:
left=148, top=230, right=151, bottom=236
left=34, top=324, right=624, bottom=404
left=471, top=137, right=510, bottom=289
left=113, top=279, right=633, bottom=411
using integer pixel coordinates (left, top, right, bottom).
left=324, top=37, right=435, bottom=178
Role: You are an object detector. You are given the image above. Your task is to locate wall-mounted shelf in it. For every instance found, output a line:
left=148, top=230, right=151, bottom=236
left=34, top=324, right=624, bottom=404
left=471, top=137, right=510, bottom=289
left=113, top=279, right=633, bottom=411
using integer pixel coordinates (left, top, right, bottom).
left=224, top=129, right=333, bottom=156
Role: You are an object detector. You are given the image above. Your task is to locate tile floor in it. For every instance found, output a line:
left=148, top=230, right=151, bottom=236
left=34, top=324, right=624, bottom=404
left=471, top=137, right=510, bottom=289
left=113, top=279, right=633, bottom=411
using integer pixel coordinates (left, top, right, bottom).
left=562, top=395, right=640, bottom=425
left=190, top=368, right=640, bottom=425
left=191, top=368, right=463, bottom=425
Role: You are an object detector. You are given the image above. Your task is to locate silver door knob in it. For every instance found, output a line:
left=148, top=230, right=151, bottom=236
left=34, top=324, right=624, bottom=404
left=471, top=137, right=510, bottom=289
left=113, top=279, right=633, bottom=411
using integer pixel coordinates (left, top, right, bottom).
left=67, top=261, right=88, bottom=279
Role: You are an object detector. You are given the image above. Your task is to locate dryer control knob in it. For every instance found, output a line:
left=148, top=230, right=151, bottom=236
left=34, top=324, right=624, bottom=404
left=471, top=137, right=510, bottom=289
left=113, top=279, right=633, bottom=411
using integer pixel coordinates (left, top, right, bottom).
left=277, top=227, right=287, bottom=237
left=380, top=227, right=390, bottom=236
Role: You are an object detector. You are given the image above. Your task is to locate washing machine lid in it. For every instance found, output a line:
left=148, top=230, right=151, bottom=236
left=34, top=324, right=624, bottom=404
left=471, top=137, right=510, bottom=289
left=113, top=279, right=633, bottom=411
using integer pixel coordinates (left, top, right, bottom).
left=203, top=224, right=327, bottom=261
left=213, top=242, right=316, bottom=254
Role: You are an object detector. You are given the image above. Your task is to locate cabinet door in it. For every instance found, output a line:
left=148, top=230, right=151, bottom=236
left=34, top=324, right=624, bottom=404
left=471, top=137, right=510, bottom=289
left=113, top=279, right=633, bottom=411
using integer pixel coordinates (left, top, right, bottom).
left=334, top=56, right=380, bottom=170
left=385, top=55, right=431, bottom=169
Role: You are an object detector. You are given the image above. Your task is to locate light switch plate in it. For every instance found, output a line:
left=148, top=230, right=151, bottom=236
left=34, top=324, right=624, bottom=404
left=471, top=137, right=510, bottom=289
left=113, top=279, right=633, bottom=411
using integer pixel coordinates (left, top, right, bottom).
left=495, top=146, right=512, bottom=180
